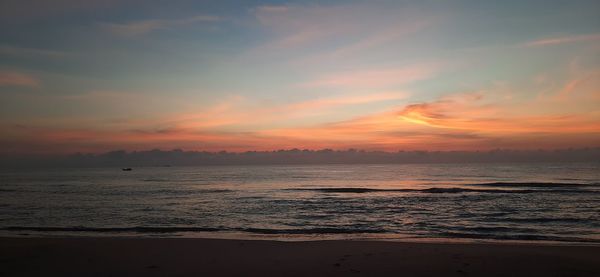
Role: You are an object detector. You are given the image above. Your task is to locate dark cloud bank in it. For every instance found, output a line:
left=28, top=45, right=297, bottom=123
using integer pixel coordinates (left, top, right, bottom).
left=1, top=148, right=599, bottom=168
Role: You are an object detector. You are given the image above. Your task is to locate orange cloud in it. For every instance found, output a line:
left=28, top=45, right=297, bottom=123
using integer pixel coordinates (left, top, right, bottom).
left=281, top=92, right=409, bottom=115
left=397, top=93, right=599, bottom=134
left=0, top=71, right=38, bottom=87
left=252, top=90, right=600, bottom=151
left=3, top=97, right=599, bottom=154
left=157, top=92, right=408, bottom=131
left=2, top=77, right=598, bottom=154
left=0, top=124, right=278, bottom=154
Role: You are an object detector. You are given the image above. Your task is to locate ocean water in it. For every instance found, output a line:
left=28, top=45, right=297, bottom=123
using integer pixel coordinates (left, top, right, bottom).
left=1, top=163, right=599, bottom=243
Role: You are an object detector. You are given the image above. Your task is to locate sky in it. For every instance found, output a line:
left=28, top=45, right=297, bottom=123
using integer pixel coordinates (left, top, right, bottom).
left=0, top=0, right=599, bottom=154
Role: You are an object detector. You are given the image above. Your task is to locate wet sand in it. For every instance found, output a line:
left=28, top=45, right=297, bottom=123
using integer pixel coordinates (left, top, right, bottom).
left=1, top=237, right=599, bottom=276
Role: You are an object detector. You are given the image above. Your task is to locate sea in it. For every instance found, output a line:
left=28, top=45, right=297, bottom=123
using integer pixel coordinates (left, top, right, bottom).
left=1, top=163, right=599, bottom=243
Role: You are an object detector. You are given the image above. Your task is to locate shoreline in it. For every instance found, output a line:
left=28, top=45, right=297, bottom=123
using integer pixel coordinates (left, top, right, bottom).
left=3, top=231, right=600, bottom=246
left=2, top=237, right=599, bottom=276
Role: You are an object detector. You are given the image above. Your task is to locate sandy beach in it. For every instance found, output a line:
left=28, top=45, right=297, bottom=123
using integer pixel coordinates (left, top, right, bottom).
left=1, top=237, right=599, bottom=276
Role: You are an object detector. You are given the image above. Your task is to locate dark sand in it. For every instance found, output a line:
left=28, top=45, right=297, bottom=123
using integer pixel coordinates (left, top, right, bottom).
left=1, top=237, right=599, bottom=276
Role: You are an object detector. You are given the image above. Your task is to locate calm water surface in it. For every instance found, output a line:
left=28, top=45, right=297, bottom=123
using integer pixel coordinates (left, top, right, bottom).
left=1, top=163, right=599, bottom=243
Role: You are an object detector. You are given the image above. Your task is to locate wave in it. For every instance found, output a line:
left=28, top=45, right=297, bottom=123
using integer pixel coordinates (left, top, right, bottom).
left=3, top=226, right=598, bottom=243
left=1, top=226, right=387, bottom=235
left=141, top=178, right=170, bottom=182
left=130, top=188, right=233, bottom=195
left=154, top=188, right=232, bottom=194
left=499, top=217, right=593, bottom=223
left=240, top=227, right=386, bottom=234
left=1, top=226, right=221, bottom=233
left=141, top=178, right=212, bottom=184
left=292, top=188, right=405, bottom=193
left=435, top=231, right=600, bottom=243
left=465, top=182, right=596, bottom=188
left=288, top=187, right=596, bottom=194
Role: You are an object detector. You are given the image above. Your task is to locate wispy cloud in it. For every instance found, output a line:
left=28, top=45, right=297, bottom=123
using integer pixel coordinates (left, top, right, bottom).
left=253, top=3, right=430, bottom=50
left=0, top=45, right=70, bottom=58
left=255, top=5, right=289, bottom=13
left=534, top=59, right=600, bottom=102
left=61, top=90, right=137, bottom=100
left=324, top=19, right=434, bottom=59
left=0, top=0, right=127, bottom=22
left=253, top=4, right=349, bottom=48
left=100, top=15, right=221, bottom=36
left=284, top=92, right=409, bottom=113
left=156, top=91, right=408, bottom=131
left=301, top=64, right=438, bottom=89
left=0, top=71, right=39, bottom=87
left=524, top=33, right=600, bottom=47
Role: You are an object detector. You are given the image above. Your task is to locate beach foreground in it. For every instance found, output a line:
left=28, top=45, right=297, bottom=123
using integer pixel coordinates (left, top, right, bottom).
left=1, top=238, right=599, bottom=276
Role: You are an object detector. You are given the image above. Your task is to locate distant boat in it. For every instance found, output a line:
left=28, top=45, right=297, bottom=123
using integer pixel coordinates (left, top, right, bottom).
left=122, top=168, right=133, bottom=171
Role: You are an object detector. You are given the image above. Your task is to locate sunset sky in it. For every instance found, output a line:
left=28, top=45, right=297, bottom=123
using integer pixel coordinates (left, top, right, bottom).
left=1, top=0, right=599, bottom=154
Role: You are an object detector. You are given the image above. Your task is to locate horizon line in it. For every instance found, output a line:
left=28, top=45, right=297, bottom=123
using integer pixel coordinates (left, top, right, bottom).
left=4, top=146, right=600, bottom=157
